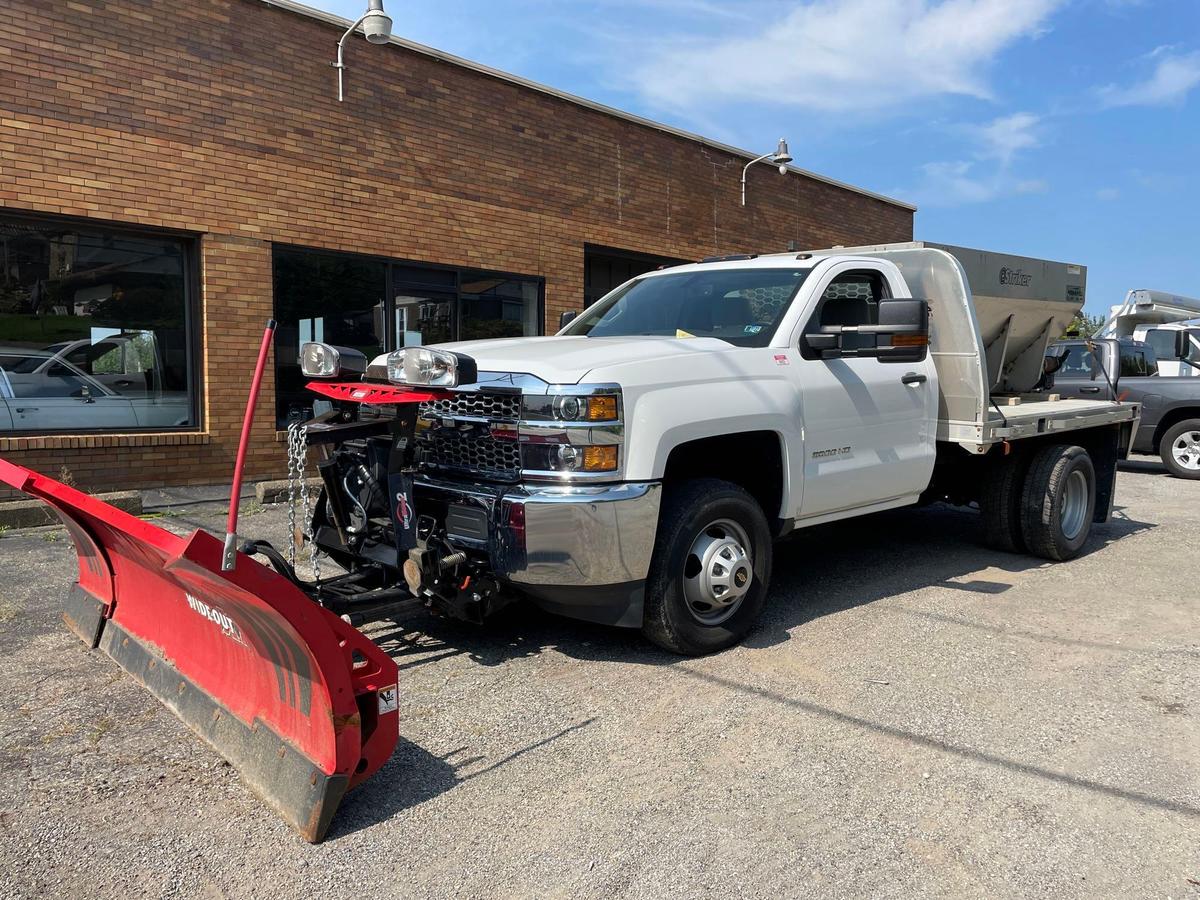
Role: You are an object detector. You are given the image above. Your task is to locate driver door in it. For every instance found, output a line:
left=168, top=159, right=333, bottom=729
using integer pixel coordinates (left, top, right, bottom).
left=790, top=266, right=937, bottom=519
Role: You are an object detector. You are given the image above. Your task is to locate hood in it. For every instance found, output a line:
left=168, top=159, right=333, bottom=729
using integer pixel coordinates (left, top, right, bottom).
left=381, top=335, right=738, bottom=385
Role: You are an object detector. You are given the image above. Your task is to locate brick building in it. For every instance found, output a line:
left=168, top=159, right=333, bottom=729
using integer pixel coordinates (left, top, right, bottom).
left=0, top=0, right=914, bottom=491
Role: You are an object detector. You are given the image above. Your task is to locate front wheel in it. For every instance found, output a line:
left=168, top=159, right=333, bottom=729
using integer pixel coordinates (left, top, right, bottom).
left=1159, top=419, right=1200, bottom=479
left=641, top=479, right=773, bottom=655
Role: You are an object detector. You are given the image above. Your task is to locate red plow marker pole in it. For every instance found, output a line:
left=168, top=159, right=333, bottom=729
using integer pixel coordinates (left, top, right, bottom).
left=224, top=319, right=276, bottom=571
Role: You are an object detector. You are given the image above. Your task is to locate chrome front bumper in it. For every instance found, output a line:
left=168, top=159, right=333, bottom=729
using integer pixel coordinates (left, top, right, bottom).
left=415, top=477, right=661, bottom=585
left=413, top=477, right=662, bottom=626
left=508, top=482, right=660, bottom=586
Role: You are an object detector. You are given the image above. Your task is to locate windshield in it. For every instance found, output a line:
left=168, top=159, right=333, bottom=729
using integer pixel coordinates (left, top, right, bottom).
left=566, top=267, right=810, bottom=347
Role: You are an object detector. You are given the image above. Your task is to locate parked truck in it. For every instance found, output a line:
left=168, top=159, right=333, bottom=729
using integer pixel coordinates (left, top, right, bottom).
left=0, top=241, right=1140, bottom=841
left=1095, top=288, right=1200, bottom=377
left=280, top=241, right=1139, bottom=655
left=1048, top=336, right=1200, bottom=478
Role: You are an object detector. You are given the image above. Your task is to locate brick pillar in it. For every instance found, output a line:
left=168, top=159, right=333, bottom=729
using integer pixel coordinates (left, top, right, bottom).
left=200, top=234, right=286, bottom=483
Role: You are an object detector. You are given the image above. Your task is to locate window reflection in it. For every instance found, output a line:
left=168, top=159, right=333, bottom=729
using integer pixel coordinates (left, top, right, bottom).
left=272, top=246, right=544, bottom=427
left=0, top=215, right=195, bottom=433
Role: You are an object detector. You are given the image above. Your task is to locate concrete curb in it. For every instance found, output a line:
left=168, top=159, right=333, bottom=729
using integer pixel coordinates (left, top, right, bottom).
left=0, top=491, right=142, bottom=530
left=255, top=478, right=322, bottom=504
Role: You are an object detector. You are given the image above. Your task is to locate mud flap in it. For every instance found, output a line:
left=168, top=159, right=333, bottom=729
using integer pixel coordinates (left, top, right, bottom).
left=0, top=459, right=399, bottom=842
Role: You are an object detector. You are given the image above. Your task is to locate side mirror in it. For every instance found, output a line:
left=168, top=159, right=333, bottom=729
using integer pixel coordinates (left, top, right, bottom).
left=559, top=310, right=578, bottom=330
left=804, top=298, right=930, bottom=363
left=1176, top=329, right=1192, bottom=361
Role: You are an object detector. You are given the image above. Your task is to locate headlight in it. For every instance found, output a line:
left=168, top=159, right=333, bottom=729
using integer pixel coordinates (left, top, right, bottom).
left=387, top=347, right=477, bottom=388
left=552, top=393, right=619, bottom=422
left=518, top=385, right=623, bottom=477
left=299, top=342, right=366, bottom=378
left=386, top=349, right=406, bottom=382
left=521, top=443, right=619, bottom=474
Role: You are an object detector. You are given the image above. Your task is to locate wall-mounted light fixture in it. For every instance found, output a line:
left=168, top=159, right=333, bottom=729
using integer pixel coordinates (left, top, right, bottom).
left=741, top=138, right=793, bottom=206
left=331, top=0, right=393, bottom=102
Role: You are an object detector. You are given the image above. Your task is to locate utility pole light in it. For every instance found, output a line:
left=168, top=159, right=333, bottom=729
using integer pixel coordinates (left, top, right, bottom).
left=332, top=0, right=393, bottom=102
left=741, top=138, right=793, bottom=206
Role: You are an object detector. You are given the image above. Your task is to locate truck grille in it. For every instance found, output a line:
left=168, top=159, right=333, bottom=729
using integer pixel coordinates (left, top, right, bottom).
left=417, top=391, right=522, bottom=481
left=420, top=392, right=521, bottom=421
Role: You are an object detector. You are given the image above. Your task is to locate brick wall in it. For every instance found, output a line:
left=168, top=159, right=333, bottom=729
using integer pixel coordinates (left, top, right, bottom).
left=0, top=0, right=913, bottom=492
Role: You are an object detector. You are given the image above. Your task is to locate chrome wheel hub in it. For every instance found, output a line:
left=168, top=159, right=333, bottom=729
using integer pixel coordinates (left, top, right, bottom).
left=682, top=519, right=753, bottom=626
left=1060, top=468, right=1089, bottom=541
left=1171, top=431, right=1200, bottom=471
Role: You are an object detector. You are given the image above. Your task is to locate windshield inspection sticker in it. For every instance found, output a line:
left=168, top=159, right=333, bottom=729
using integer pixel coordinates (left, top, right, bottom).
left=743, top=324, right=764, bottom=335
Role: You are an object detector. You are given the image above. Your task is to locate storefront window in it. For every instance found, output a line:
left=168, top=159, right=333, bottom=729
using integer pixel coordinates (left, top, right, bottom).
left=273, top=247, right=387, bottom=427
left=273, top=246, right=544, bottom=427
left=0, top=213, right=196, bottom=433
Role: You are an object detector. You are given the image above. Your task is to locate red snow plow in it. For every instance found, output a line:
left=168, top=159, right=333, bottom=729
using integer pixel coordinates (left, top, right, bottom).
left=0, top=457, right=399, bottom=842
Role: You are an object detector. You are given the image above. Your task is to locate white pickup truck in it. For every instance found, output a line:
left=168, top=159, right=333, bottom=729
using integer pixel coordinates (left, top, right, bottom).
left=287, top=242, right=1139, bottom=654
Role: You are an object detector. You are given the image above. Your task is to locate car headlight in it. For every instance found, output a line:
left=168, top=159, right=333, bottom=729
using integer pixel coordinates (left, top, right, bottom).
left=299, top=342, right=366, bottom=378
left=386, top=347, right=477, bottom=388
left=386, top=349, right=406, bottom=382
left=519, top=386, right=623, bottom=476
left=552, top=394, right=619, bottom=422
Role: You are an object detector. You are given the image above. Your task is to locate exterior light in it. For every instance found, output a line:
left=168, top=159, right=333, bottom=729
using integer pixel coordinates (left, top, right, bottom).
left=742, top=137, right=792, bottom=206
left=332, top=0, right=393, bottom=102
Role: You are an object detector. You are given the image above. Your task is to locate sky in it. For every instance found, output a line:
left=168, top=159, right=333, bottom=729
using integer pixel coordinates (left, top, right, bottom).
left=317, top=0, right=1199, bottom=315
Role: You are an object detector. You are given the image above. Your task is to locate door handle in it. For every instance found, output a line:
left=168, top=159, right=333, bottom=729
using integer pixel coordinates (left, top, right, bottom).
left=1080, top=386, right=1101, bottom=393
left=901, top=372, right=927, bottom=385
left=14, top=407, right=39, bottom=413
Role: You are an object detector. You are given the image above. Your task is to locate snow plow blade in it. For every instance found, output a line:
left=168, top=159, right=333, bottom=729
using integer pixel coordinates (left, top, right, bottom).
left=0, top=458, right=399, bottom=843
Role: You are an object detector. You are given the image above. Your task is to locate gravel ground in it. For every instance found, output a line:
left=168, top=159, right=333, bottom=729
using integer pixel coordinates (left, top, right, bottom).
left=0, top=462, right=1197, bottom=899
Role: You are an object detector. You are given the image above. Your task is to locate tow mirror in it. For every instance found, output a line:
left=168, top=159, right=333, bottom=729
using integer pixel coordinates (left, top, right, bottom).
left=805, top=298, right=930, bottom=363
left=1176, top=329, right=1192, bottom=360
left=559, top=310, right=578, bottom=330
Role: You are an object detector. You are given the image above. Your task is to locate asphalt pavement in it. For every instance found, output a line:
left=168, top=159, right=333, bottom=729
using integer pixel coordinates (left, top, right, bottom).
left=0, top=461, right=1196, bottom=899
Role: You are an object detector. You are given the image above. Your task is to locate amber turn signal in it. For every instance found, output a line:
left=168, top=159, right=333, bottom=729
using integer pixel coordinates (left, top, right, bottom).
left=891, top=334, right=929, bottom=347
left=581, top=445, right=618, bottom=471
left=585, top=395, right=619, bottom=421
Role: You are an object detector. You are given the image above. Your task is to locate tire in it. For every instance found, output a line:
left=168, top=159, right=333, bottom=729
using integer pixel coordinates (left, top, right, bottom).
left=1159, top=419, right=1200, bottom=480
left=979, top=452, right=1031, bottom=553
left=1020, top=444, right=1096, bottom=561
left=641, top=478, right=773, bottom=655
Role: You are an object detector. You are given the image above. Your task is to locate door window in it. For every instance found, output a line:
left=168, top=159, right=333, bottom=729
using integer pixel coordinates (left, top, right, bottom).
left=1119, top=348, right=1156, bottom=377
left=805, top=270, right=888, bottom=353
left=1056, top=346, right=1097, bottom=378
left=1144, top=328, right=1178, bottom=362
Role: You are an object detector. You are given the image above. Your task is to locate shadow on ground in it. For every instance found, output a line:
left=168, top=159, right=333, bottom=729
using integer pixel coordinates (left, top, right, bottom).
left=332, top=501, right=1176, bottom=837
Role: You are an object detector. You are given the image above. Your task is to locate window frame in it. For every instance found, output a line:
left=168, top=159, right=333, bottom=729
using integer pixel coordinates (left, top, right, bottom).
left=0, top=209, right=202, bottom=436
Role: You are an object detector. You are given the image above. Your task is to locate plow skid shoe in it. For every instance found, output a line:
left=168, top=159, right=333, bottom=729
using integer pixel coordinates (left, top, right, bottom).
left=0, top=459, right=399, bottom=842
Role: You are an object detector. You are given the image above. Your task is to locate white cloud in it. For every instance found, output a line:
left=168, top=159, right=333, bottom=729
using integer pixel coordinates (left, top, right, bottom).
left=907, top=111, right=1046, bottom=206
left=909, top=160, right=1047, bottom=206
left=628, top=0, right=1066, bottom=113
left=1100, top=49, right=1200, bottom=107
left=976, top=112, right=1041, bottom=163
left=1096, top=187, right=1120, bottom=200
